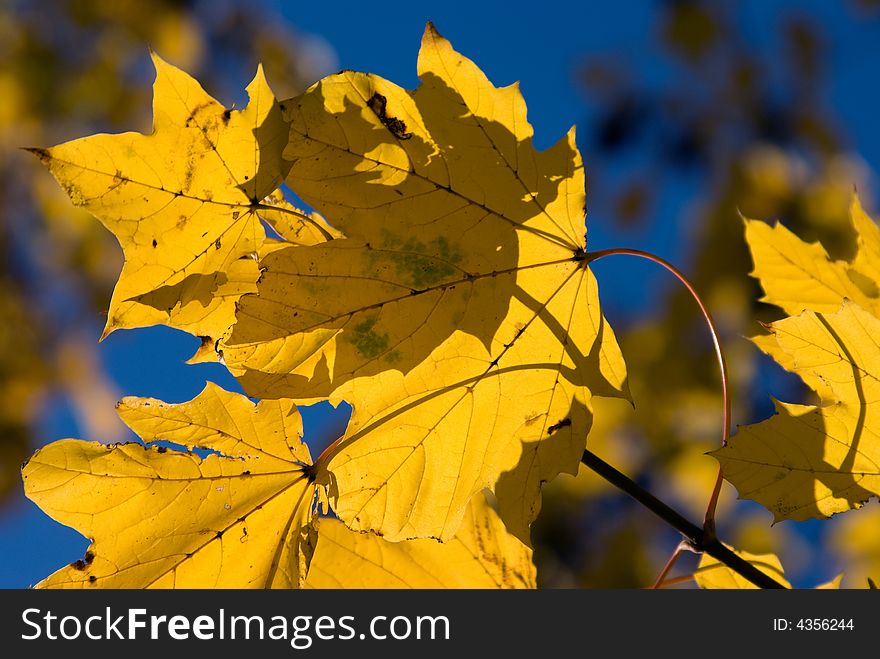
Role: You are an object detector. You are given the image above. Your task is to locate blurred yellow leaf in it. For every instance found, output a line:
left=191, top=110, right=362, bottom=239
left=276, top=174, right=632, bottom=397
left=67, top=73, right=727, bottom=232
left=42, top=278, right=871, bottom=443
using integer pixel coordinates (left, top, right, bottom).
left=306, top=493, right=535, bottom=588
left=55, top=335, right=126, bottom=444
left=23, top=384, right=316, bottom=588
left=0, top=281, right=47, bottom=499
left=665, top=446, right=735, bottom=520
left=152, top=11, right=205, bottom=71
left=222, top=23, right=627, bottom=543
left=817, top=575, right=845, bottom=589
left=828, top=503, right=880, bottom=587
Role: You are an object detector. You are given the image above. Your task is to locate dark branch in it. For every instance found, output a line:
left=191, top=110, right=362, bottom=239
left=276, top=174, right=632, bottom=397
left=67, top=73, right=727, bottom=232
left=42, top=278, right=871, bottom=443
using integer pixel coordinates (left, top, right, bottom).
left=580, top=449, right=787, bottom=589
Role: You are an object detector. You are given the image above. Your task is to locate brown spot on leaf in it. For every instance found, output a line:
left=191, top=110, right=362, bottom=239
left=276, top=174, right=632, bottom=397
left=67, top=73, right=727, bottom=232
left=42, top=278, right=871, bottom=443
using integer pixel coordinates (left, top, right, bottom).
left=183, top=161, right=195, bottom=192
left=367, top=93, right=413, bottom=140
left=71, top=551, right=95, bottom=570
left=184, top=102, right=213, bottom=128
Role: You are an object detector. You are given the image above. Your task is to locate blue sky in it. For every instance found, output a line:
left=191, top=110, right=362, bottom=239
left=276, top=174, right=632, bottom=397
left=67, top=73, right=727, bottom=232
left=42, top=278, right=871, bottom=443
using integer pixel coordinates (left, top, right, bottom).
left=2, top=0, right=879, bottom=588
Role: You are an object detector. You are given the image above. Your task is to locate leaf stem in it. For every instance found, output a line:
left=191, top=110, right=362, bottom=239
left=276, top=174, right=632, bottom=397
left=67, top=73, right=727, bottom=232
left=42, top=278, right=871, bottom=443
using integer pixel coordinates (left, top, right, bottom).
left=580, top=449, right=786, bottom=589
left=651, top=541, right=689, bottom=589
left=585, top=247, right=729, bottom=538
left=654, top=574, right=695, bottom=588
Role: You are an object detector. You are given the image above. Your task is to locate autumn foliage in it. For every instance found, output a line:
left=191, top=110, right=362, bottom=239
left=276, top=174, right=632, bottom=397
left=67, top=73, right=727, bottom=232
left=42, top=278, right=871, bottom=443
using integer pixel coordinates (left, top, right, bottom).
left=22, top=23, right=879, bottom=589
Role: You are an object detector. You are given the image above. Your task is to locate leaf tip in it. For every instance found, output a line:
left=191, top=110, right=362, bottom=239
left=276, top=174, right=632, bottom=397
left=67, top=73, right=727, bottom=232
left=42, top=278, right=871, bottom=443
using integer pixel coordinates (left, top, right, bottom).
left=148, top=48, right=167, bottom=69
left=246, top=62, right=275, bottom=100
left=421, top=21, right=448, bottom=51
left=613, top=377, right=634, bottom=407
left=23, top=147, right=50, bottom=163
left=98, top=318, right=117, bottom=342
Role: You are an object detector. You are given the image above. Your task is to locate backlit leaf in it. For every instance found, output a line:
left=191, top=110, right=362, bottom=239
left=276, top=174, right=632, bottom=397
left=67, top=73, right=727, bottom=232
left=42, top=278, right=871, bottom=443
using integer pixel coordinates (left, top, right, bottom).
left=257, top=190, right=343, bottom=245
left=715, top=301, right=880, bottom=520
left=29, top=54, right=289, bottom=344
left=716, top=198, right=880, bottom=521
left=694, top=548, right=841, bottom=589
left=305, top=493, right=535, bottom=588
left=694, top=549, right=790, bottom=589
left=22, top=384, right=316, bottom=588
left=222, top=23, right=627, bottom=542
left=745, top=196, right=880, bottom=316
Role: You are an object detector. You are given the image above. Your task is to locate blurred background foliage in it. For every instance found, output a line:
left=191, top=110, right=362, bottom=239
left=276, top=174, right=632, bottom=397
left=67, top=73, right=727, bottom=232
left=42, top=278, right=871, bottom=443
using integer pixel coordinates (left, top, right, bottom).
left=1, top=0, right=878, bottom=588
left=533, top=0, right=880, bottom=588
left=0, top=0, right=327, bottom=500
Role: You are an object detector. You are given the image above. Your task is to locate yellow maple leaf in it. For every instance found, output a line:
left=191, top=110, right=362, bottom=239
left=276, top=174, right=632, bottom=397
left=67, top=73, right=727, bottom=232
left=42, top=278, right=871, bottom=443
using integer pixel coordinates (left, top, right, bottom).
left=305, top=492, right=535, bottom=588
left=715, top=301, right=880, bottom=521
left=695, top=547, right=843, bottom=589
left=745, top=196, right=880, bottom=316
left=29, top=53, right=291, bottom=344
left=22, top=383, right=316, bottom=588
left=694, top=549, right=791, bottom=589
left=221, top=24, right=628, bottom=543
left=716, top=198, right=880, bottom=522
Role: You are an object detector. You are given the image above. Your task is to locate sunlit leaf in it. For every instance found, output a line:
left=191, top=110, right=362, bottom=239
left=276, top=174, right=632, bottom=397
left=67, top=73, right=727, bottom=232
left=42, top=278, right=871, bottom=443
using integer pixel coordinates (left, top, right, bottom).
left=29, top=54, right=289, bottom=344
left=719, top=199, right=880, bottom=521
left=257, top=189, right=343, bottom=245
left=305, top=493, right=535, bottom=588
left=222, top=23, right=628, bottom=543
left=22, top=384, right=316, bottom=588
left=745, top=196, right=880, bottom=316
left=716, top=301, right=880, bottom=520
left=694, top=548, right=841, bottom=589
left=694, top=549, right=790, bottom=589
